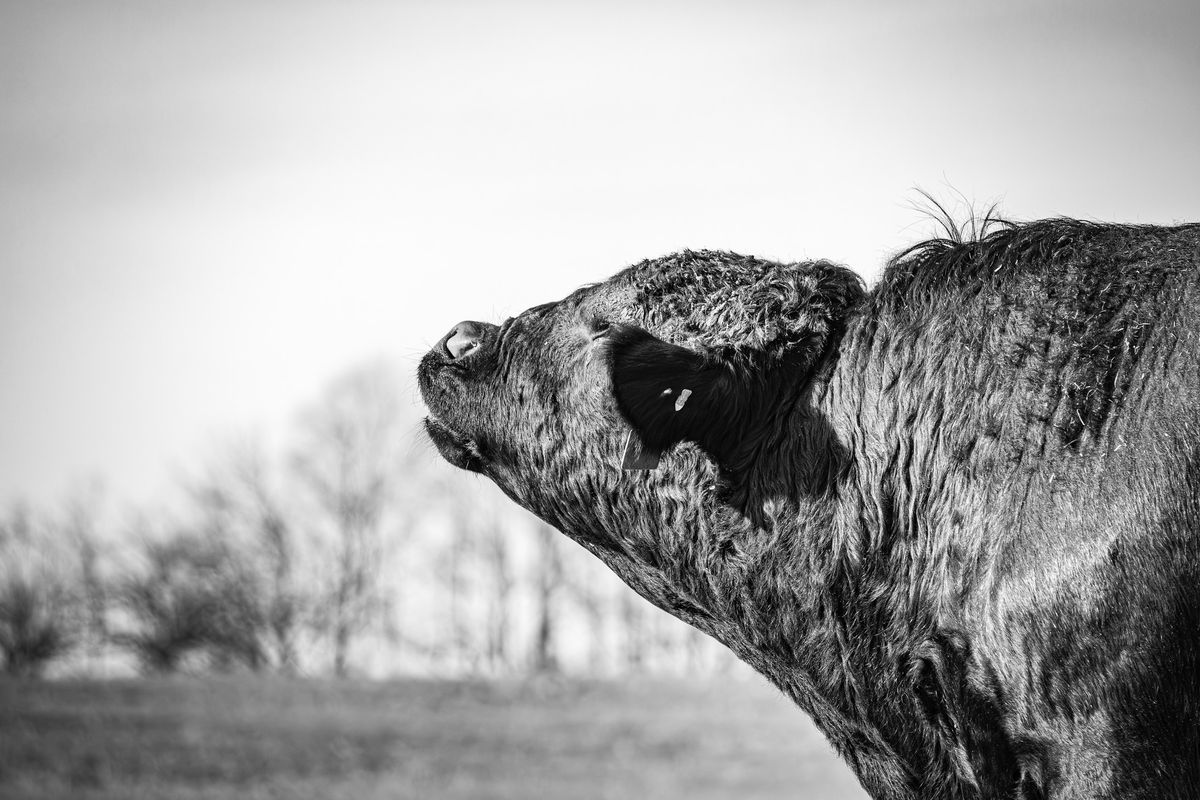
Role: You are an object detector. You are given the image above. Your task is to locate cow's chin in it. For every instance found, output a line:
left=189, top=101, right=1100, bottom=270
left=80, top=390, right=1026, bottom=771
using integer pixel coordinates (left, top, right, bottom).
left=424, top=416, right=484, bottom=473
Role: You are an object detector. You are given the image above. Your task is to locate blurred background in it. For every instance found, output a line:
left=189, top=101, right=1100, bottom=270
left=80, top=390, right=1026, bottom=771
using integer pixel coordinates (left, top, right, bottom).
left=1, top=1, right=1197, bottom=798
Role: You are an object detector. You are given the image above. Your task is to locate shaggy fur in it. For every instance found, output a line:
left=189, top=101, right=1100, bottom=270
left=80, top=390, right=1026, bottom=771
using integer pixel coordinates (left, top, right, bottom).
left=418, top=219, right=1200, bottom=800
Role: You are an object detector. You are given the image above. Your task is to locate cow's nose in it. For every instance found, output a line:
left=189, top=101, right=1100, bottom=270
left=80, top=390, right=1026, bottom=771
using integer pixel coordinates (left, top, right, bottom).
left=442, top=320, right=485, bottom=360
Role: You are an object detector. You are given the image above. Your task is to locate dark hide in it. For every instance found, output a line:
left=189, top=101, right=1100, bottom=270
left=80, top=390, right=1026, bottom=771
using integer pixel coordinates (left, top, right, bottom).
left=418, top=221, right=1200, bottom=800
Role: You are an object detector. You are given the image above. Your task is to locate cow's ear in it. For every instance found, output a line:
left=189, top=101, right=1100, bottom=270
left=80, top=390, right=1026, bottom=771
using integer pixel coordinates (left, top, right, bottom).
left=607, top=326, right=742, bottom=471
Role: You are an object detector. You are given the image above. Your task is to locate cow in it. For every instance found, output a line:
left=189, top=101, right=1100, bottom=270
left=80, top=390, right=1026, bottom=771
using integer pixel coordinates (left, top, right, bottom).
left=417, top=219, right=1200, bottom=799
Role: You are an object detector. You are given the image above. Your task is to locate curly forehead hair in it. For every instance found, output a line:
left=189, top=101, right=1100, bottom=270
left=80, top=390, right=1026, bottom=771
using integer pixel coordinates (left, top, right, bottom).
left=617, top=249, right=865, bottom=358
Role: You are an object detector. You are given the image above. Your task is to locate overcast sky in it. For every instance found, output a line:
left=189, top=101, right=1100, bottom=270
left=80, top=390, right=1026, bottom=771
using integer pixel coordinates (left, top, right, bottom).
left=2, top=0, right=1198, bottom=508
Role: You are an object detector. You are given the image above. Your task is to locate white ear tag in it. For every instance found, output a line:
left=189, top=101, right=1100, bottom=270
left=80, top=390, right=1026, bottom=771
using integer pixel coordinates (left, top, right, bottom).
left=621, top=430, right=662, bottom=470
left=674, top=388, right=692, bottom=412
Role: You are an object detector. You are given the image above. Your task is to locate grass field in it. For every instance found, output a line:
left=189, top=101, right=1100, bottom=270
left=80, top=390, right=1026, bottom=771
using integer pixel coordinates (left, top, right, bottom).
left=0, top=675, right=867, bottom=799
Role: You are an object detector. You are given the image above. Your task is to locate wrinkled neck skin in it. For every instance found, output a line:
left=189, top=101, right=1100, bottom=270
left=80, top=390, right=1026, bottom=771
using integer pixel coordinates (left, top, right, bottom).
left=491, top=338, right=982, bottom=800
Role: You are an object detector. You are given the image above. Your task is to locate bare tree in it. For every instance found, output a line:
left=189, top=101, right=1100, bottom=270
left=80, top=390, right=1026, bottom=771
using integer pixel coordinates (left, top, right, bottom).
left=114, top=527, right=266, bottom=673
left=433, top=503, right=480, bottom=674
left=0, top=507, right=70, bottom=677
left=618, top=591, right=648, bottom=673
left=426, top=483, right=525, bottom=677
left=61, top=480, right=109, bottom=673
left=565, top=549, right=612, bottom=676
left=0, top=503, right=82, bottom=678
left=189, top=440, right=302, bottom=673
left=529, top=521, right=563, bottom=674
left=478, top=512, right=514, bottom=674
left=291, top=362, right=407, bottom=677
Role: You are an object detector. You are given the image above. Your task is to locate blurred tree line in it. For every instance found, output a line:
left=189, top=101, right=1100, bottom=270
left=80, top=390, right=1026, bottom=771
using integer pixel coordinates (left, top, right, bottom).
left=0, top=361, right=734, bottom=680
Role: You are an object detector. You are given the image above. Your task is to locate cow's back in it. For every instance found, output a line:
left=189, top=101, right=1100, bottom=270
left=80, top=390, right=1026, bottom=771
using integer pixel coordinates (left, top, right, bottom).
left=986, top=223, right=1200, bottom=798
left=829, top=221, right=1200, bottom=798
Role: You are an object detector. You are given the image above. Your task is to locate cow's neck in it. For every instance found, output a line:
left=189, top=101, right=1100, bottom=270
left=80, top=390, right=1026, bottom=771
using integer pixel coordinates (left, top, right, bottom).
left=583, top=389, right=1004, bottom=798
left=551, top=435, right=926, bottom=797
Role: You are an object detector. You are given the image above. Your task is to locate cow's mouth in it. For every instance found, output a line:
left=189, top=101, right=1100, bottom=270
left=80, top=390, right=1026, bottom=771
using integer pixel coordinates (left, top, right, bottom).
left=424, top=414, right=484, bottom=473
left=419, top=320, right=501, bottom=474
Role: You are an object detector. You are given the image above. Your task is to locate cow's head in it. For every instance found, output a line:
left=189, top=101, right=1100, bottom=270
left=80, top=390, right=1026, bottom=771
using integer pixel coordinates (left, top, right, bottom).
left=418, top=251, right=863, bottom=559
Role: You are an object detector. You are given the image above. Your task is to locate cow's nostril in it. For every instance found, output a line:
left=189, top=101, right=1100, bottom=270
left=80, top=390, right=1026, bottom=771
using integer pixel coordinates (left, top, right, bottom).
left=444, top=320, right=484, bottom=360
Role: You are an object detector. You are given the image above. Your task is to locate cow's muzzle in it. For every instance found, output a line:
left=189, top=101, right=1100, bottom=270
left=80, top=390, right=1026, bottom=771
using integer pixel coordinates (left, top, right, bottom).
left=437, top=320, right=487, bottom=361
